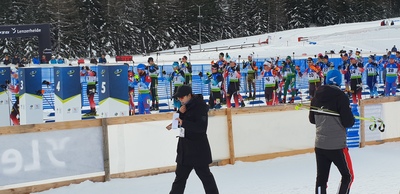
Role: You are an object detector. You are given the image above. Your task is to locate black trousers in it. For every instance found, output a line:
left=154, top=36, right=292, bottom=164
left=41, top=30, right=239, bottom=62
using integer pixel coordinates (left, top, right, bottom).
left=150, top=77, right=158, bottom=105
left=209, top=91, right=222, bottom=108
left=170, top=164, right=219, bottom=194
left=315, top=147, right=354, bottom=194
left=309, top=81, right=321, bottom=99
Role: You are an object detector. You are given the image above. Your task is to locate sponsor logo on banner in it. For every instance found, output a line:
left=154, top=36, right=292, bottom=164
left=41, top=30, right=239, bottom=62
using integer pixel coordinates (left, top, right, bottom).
left=0, top=69, right=6, bottom=75
left=67, top=70, right=75, bottom=77
left=0, top=30, right=10, bottom=34
left=114, top=69, right=122, bottom=76
left=30, top=70, right=37, bottom=77
left=56, top=70, right=60, bottom=77
left=101, top=69, right=106, bottom=77
left=11, top=27, right=41, bottom=34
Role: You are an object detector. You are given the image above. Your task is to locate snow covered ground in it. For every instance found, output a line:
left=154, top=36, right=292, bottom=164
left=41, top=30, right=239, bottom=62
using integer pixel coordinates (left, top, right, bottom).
left=36, top=143, right=400, bottom=194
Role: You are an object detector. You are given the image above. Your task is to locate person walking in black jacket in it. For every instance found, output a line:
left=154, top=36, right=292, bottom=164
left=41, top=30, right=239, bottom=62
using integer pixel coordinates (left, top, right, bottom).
left=166, top=85, right=219, bottom=194
left=309, top=69, right=355, bottom=194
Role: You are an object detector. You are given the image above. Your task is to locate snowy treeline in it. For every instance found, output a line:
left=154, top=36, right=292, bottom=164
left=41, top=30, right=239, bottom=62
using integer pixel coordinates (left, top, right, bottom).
left=0, top=0, right=398, bottom=59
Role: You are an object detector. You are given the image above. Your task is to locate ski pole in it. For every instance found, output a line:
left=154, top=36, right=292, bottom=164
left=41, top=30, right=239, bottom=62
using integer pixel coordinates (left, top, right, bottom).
left=294, top=103, right=385, bottom=132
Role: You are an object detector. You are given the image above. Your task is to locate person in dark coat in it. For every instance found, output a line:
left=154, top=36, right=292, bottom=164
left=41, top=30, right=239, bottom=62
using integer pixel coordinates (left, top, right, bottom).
left=309, top=70, right=355, bottom=194
left=2, top=55, right=11, bottom=65
left=98, top=54, right=107, bottom=64
left=166, top=85, right=219, bottom=194
left=11, top=55, right=20, bottom=65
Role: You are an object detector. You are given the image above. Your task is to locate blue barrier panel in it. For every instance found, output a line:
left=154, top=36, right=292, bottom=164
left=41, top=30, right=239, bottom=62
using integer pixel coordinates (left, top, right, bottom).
left=347, top=104, right=360, bottom=148
left=9, top=56, right=389, bottom=111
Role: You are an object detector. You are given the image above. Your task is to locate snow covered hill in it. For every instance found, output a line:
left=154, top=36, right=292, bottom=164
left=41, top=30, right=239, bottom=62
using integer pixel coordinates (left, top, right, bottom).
left=126, top=18, right=400, bottom=65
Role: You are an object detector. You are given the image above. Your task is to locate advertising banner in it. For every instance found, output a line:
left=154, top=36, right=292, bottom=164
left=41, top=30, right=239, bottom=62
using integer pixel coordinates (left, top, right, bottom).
left=0, top=67, right=11, bottom=126
left=19, top=67, right=43, bottom=125
left=98, top=65, right=128, bottom=118
left=0, top=127, right=104, bottom=186
left=54, top=66, right=81, bottom=121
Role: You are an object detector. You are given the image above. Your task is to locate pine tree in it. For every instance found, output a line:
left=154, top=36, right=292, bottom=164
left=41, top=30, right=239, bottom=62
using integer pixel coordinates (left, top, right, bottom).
left=76, top=0, right=105, bottom=57
left=284, top=0, right=310, bottom=29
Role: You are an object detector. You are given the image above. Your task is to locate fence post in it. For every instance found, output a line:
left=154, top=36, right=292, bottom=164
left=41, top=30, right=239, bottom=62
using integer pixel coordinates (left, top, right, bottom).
left=102, top=118, right=111, bottom=181
left=226, top=108, right=235, bottom=164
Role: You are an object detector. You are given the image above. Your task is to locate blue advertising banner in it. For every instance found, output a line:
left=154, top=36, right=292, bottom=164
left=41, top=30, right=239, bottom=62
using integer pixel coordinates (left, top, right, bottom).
left=98, top=65, right=128, bottom=103
left=19, top=67, right=42, bottom=96
left=54, top=66, right=81, bottom=101
left=0, top=67, right=10, bottom=93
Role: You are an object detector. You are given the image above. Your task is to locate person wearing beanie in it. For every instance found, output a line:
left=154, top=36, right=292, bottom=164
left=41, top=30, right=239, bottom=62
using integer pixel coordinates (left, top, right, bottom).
left=280, top=55, right=299, bottom=103
left=259, top=61, right=279, bottom=105
left=49, top=56, right=57, bottom=64
left=81, top=66, right=98, bottom=117
left=302, top=58, right=323, bottom=100
left=242, top=54, right=258, bottom=99
left=355, top=50, right=363, bottom=64
left=378, top=54, right=389, bottom=85
left=342, top=56, right=364, bottom=104
left=365, top=55, right=379, bottom=98
left=146, top=57, right=160, bottom=111
left=216, top=53, right=228, bottom=104
left=165, top=62, right=186, bottom=111
left=134, top=63, right=151, bottom=114
left=180, top=55, right=192, bottom=86
left=383, top=55, right=400, bottom=96
left=309, top=69, right=355, bottom=194
left=166, top=85, right=219, bottom=194
left=216, top=52, right=227, bottom=72
left=224, top=59, right=242, bottom=108
left=201, top=64, right=223, bottom=109
left=316, top=53, right=324, bottom=72
left=321, top=55, right=335, bottom=85
left=339, top=53, right=352, bottom=98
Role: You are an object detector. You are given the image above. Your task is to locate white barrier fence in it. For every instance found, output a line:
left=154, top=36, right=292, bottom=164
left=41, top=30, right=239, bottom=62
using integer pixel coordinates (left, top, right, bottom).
left=0, top=97, right=399, bottom=193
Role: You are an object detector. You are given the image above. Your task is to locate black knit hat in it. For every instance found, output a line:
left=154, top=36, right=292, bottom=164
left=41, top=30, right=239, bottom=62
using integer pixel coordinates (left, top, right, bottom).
left=172, top=85, right=192, bottom=98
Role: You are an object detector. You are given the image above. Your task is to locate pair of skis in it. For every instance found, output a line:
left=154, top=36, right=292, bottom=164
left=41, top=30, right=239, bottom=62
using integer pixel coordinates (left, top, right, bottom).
left=295, top=103, right=385, bottom=132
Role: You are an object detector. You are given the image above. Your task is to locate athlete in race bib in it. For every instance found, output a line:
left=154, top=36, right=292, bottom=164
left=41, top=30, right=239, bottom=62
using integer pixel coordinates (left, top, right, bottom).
left=134, top=64, right=151, bottom=114
left=167, top=62, right=186, bottom=111
left=224, top=60, right=241, bottom=108
left=82, top=66, right=97, bottom=116
left=302, top=57, right=323, bottom=100
left=180, top=55, right=192, bottom=86
left=146, top=57, right=159, bottom=111
left=202, top=64, right=223, bottom=109
left=365, top=55, right=379, bottom=98
left=242, top=54, right=258, bottom=99
left=281, top=56, right=299, bottom=103
left=8, top=67, right=21, bottom=125
left=321, top=55, right=335, bottom=85
left=384, top=55, right=399, bottom=96
left=343, top=56, right=364, bottom=104
left=260, top=61, right=279, bottom=105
